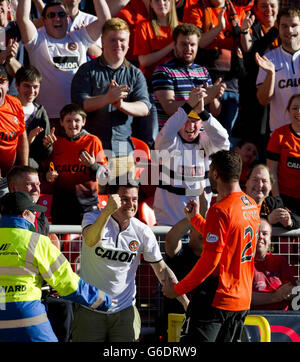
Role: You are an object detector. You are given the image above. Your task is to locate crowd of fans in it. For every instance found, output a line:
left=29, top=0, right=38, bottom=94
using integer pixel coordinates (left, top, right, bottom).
left=0, top=0, right=300, bottom=342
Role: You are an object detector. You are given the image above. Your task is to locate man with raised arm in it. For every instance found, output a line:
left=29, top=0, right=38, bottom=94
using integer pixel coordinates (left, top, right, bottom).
left=16, top=0, right=111, bottom=125
left=163, top=150, right=260, bottom=342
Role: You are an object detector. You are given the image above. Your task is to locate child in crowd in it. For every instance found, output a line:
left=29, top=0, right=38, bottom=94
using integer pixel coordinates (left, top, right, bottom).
left=42, top=103, right=108, bottom=225
left=234, top=139, right=259, bottom=190
left=15, top=65, right=52, bottom=169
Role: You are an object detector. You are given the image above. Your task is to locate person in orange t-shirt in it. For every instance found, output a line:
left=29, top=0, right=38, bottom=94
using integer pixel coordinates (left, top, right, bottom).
left=132, top=0, right=179, bottom=149
left=266, top=94, right=300, bottom=216
left=42, top=103, right=107, bottom=225
left=163, top=149, right=260, bottom=342
left=117, top=0, right=149, bottom=64
left=0, top=66, right=28, bottom=177
left=133, top=0, right=179, bottom=83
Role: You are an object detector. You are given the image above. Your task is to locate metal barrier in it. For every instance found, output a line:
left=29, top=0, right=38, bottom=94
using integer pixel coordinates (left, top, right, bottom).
left=167, top=313, right=271, bottom=342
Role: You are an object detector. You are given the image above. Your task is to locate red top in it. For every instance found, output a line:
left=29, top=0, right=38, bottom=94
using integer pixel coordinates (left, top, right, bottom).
left=253, top=253, right=297, bottom=310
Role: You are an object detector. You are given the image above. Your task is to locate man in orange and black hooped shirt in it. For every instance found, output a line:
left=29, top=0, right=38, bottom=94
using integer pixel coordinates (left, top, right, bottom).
left=0, top=65, right=28, bottom=179
left=163, top=150, right=260, bottom=342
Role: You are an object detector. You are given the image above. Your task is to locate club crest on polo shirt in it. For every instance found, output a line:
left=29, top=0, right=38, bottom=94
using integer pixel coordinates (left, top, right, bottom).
left=68, top=42, right=78, bottom=51
left=128, top=240, right=139, bottom=252
left=206, top=233, right=218, bottom=243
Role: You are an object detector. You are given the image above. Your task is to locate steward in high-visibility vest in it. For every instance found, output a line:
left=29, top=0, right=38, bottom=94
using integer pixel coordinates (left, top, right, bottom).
left=0, top=191, right=113, bottom=342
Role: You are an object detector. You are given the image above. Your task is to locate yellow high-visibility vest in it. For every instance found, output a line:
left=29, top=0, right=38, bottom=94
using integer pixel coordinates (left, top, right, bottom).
left=0, top=227, right=79, bottom=305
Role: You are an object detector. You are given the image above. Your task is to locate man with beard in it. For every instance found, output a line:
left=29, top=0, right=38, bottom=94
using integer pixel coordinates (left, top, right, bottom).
left=163, top=150, right=260, bottom=342
left=256, top=7, right=300, bottom=132
left=152, top=23, right=226, bottom=130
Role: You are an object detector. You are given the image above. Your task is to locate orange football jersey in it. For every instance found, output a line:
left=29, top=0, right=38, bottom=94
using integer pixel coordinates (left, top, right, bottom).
left=44, top=133, right=106, bottom=192
left=175, top=192, right=260, bottom=311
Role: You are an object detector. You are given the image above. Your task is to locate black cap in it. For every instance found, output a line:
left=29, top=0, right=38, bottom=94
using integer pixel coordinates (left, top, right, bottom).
left=1, top=191, right=47, bottom=215
left=0, top=66, right=8, bottom=82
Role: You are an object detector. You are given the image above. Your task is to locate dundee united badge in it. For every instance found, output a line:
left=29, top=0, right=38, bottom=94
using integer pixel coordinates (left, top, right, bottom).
left=129, top=240, right=139, bottom=252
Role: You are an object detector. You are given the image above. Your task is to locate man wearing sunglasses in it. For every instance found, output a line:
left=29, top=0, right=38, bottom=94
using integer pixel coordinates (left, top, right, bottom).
left=16, top=0, right=111, bottom=132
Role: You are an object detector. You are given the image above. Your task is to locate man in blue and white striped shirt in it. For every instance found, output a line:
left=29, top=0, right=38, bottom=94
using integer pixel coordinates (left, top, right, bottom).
left=152, top=23, right=226, bottom=130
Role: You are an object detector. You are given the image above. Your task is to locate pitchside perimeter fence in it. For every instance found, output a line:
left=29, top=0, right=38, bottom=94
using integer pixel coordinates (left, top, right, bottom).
left=49, top=225, right=300, bottom=341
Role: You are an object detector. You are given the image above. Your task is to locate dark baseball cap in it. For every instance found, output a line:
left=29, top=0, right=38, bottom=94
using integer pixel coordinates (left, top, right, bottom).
left=1, top=191, right=47, bottom=215
left=0, top=66, right=8, bottom=82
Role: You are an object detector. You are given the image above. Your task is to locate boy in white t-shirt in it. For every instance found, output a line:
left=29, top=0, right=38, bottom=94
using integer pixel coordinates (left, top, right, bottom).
left=15, top=65, right=52, bottom=169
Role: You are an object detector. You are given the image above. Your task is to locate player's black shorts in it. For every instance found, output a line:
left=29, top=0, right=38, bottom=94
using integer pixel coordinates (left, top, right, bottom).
left=180, top=278, right=248, bottom=343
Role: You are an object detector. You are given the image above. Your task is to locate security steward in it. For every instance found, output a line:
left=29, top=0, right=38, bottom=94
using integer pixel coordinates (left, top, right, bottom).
left=0, top=191, right=113, bottom=342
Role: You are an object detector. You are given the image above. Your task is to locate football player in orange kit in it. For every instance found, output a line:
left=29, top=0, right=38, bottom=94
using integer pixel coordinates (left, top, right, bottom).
left=163, top=149, right=260, bottom=342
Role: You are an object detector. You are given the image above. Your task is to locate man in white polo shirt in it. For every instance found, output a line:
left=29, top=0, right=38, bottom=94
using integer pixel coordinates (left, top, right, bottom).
left=256, top=7, right=300, bottom=133
left=72, top=180, right=189, bottom=342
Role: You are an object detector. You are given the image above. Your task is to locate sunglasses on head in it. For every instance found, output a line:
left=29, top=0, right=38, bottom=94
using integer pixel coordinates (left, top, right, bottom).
left=46, top=11, right=67, bottom=19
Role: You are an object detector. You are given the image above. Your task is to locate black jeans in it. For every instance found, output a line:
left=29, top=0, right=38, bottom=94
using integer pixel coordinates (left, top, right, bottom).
left=180, top=291, right=248, bottom=343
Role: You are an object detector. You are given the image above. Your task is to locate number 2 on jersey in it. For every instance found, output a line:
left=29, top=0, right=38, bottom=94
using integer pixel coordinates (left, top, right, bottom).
left=241, top=225, right=255, bottom=263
